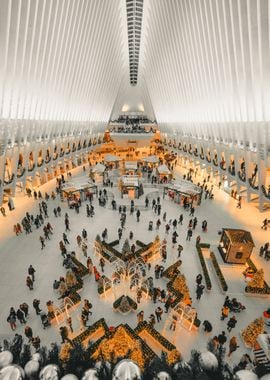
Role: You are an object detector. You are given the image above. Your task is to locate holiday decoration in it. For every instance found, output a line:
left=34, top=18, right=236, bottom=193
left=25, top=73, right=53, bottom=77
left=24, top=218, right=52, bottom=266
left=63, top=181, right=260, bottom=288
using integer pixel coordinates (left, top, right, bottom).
left=249, top=269, right=265, bottom=289
left=167, top=349, right=182, bottom=366
left=172, top=274, right=191, bottom=304
left=241, top=318, right=264, bottom=348
left=59, top=343, right=73, bottom=363
left=92, top=326, right=145, bottom=369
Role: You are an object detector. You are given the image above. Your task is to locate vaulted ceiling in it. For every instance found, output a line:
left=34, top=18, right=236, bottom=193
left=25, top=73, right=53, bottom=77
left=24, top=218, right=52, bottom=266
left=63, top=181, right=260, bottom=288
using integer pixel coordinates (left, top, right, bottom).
left=0, top=0, right=269, bottom=132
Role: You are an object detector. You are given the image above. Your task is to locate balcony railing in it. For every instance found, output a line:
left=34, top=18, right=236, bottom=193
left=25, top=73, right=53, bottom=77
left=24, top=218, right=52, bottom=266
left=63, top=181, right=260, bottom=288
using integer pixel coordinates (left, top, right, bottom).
left=248, top=178, right=259, bottom=190
left=4, top=173, right=15, bottom=184
left=220, top=162, right=226, bottom=171
left=37, top=159, right=44, bottom=167
left=228, top=166, right=235, bottom=176
left=238, top=171, right=246, bottom=182
left=262, top=185, right=270, bottom=199
left=28, top=162, right=35, bottom=172
left=17, top=167, right=26, bottom=178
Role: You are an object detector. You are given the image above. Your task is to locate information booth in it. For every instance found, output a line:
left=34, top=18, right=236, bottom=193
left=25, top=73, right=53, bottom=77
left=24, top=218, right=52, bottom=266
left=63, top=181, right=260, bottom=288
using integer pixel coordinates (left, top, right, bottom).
left=163, top=180, right=202, bottom=206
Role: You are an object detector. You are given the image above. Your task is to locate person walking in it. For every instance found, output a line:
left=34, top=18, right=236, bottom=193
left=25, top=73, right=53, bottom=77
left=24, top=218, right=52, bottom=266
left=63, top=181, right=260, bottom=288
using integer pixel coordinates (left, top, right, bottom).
left=217, top=331, right=227, bottom=347
left=63, top=232, right=70, bottom=244
left=178, top=214, right=183, bottom=225
left=236, top=196, right=242, bottom=209
left=16, top=308, right=26, bottom=324
left=7, top=313, right=16, bottom=330
left=227, top=316, right=237, bottom=332
left=33, top=299, right=41, bottom=315
left=186, top=228, right=193, bottom=241
left=39, top=236, right=45, bottom=249
left=220, top=305, right=229, bottom=320
left=170, top=315, right=178, bottom=331
left=118, top=228, right=123, bottom=240
left=20, top=303, right=29, bottom=318
left=26, top=276, right=33, bottom=290
left=149, top=314, right=156, bottom=327
left=24, top=325, right=33, bottom=342
left=99, top=258, right=105, bottom=272
left=196, top=283, right=205, bottom=300
left=228, top=336, right=239, bottom=357
left=67, top=317, right=73, bottom=333
left=86, top=257, right=93, bottom=274
left=137, top=310, right=144, bottom=324
left=136, top=209, right=141, bottom=222
left=155, top=307, right=163, bottom=322
left=28, top=265, right=36, bottom=282
left=196, top=274, right=203, bottom=285
left=177, top=244, right=183, bottom=258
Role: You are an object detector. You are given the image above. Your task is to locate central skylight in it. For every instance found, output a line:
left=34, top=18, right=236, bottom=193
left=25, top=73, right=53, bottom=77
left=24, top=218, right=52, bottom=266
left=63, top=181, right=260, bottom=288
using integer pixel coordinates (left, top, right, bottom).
left=126, top=0, right=144, bottom=86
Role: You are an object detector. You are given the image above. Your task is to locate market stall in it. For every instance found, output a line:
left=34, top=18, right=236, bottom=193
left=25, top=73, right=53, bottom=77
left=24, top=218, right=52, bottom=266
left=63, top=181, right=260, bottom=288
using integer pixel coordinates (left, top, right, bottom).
left=163, top=180, right=202, bottom=206
left=124, top=161, right=138, bottom=175
left=142, top=155, right=159, bottom=166
left=104, top=154, right=122, bottom=169
left=90, top=163, right=106, bottom=184
left=119, top=175, right=142, bottom=199
left=157, top=164, right=172, bottom=183
left=61, top=181, right=97, bottom=206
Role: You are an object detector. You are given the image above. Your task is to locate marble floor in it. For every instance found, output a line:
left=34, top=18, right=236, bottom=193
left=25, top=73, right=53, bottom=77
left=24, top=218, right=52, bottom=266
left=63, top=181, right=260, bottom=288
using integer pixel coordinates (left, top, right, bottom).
left=0, top=163, right=270, bottom=369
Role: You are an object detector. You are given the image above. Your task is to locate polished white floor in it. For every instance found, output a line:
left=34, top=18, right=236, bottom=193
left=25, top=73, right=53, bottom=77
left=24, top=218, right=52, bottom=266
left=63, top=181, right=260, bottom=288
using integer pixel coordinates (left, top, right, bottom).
left=0, top=163, right=270, bottom=368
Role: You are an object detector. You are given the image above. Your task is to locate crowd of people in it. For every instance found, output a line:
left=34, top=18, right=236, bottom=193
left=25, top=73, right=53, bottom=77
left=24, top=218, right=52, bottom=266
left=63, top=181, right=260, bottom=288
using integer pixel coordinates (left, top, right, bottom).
left=3, top=159, right=268, bottom=375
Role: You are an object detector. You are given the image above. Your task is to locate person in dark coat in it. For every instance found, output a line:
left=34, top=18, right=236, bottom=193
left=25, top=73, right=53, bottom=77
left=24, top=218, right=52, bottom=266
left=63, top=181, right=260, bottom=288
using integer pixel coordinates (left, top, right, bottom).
left=28, top=265, right=36, bottom=282
left=202, top=320, right=212, bottom=333
left=196, top=284, right=205, bottom=300
left=24, top=325, right=33, bottom=341
left=16, top=309, right=26, bottom=324
left=227, top=316, right=237, bottom=332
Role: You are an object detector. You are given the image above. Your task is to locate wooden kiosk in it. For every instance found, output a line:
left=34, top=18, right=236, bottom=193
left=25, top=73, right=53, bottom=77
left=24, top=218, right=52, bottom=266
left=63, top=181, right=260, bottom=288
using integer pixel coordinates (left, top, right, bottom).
left=119, top=175, right=141, bottom=199
left=163, top=181, right=202, bottom=206
left=218, top=228, right=254, bottom=264
left=61, top=181, right=98, bottom=206
left=157, top=164, right=172, bottom=183
left=90, top=163, right=106, bottom=184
